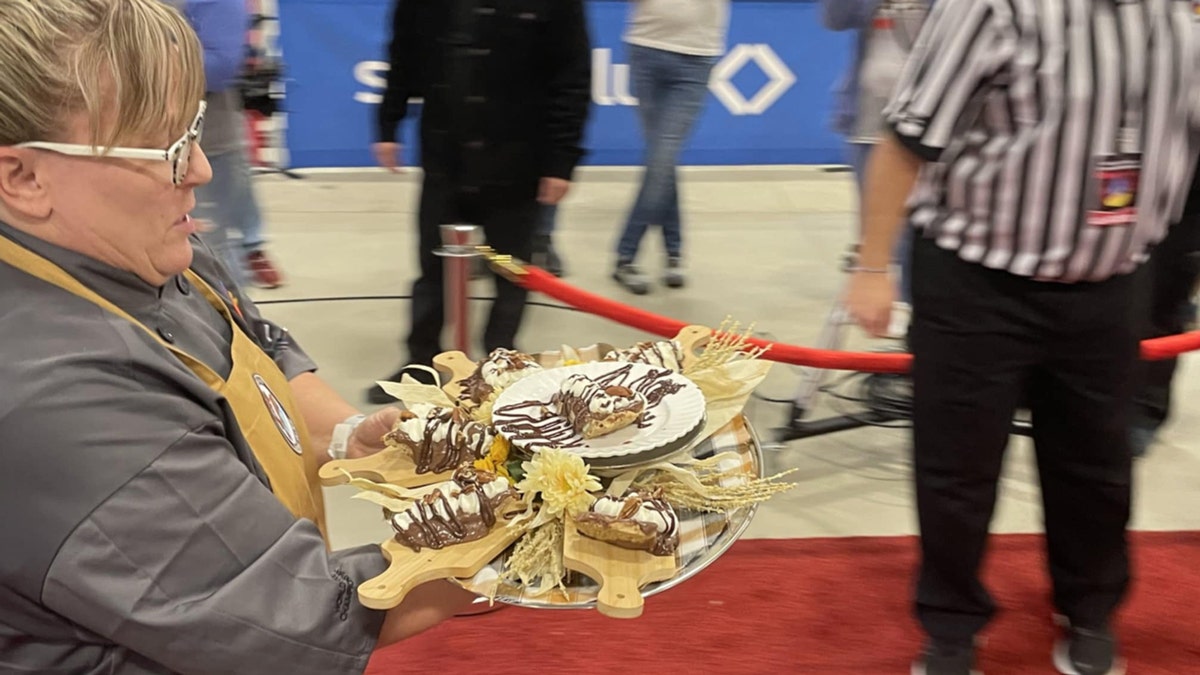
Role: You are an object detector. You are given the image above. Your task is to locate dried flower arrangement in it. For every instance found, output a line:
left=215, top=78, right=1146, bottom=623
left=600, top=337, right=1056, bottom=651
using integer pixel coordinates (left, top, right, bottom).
left=346, top=320, right=795, bottom=601
left=684, top=316, right=770, bottom=375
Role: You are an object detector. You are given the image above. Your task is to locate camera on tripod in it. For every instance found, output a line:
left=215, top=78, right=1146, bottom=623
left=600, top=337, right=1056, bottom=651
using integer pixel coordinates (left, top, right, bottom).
left=239, top=13, right=284, bottom=117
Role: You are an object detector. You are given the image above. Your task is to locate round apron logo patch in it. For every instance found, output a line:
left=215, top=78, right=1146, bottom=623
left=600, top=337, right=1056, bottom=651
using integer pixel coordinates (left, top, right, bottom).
left=253, top=374, right=303, bottom=455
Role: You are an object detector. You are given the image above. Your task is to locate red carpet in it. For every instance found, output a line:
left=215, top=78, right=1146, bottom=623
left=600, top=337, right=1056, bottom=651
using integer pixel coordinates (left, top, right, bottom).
left=368, top=533, right=1200, bottom=674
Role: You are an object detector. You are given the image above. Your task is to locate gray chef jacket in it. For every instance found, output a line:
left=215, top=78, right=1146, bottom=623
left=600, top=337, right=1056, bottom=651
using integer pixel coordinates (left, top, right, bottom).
left=0, top=222, right=387, bottom=674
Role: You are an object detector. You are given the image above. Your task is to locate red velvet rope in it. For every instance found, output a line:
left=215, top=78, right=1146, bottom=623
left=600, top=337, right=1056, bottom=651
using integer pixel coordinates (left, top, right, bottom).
left=518, top=266, right=1200, bottom=373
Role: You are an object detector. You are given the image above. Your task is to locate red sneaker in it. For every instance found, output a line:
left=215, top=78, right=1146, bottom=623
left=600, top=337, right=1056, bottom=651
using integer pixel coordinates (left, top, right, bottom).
left=246, top=250, right=284, bottom=289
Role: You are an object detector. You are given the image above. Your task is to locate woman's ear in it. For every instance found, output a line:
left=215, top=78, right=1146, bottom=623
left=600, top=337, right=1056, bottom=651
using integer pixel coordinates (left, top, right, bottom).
left=0, top=148, right=52, bottom=221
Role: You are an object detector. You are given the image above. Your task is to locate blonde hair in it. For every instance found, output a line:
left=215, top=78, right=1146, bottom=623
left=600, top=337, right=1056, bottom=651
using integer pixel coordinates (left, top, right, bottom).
left=0, top=0, right=205, bottom=149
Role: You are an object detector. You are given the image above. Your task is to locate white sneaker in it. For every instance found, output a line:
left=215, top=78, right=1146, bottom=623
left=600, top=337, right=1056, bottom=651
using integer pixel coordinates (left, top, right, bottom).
left=612, top=263, right=650, bottom=295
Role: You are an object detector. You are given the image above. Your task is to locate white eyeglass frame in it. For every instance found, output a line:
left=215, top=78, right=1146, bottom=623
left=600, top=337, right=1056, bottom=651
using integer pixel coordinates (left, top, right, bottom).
left=15, top=101, right=206, bottom=186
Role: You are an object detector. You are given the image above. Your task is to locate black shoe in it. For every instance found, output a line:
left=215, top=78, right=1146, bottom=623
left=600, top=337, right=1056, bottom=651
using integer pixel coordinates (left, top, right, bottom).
left=365, top=367, right=437, bottom=405
left=912, top=642, right=980, bottom=675
left=1053, top=626, right=1124, bottom=675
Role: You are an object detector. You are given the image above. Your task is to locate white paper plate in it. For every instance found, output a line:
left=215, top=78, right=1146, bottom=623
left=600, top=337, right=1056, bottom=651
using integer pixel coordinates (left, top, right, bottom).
left=491, top=361, right=706, bottom=460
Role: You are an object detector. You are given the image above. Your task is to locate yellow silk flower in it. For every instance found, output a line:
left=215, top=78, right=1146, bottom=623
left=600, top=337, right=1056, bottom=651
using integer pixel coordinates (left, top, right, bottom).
left=515, top=447, right=601, bottom=519
left=474, top=436, right=512, bottom=480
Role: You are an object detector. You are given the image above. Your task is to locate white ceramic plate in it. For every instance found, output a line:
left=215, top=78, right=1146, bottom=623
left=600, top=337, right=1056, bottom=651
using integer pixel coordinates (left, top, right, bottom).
left=491, top=361, right=706, bottom=460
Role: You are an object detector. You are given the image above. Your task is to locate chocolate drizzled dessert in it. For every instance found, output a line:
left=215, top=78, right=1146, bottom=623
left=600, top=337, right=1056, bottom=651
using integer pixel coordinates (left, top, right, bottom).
left=552, top=374, right=645, bottom=439
left=575, top=488, right=679, bottom=556
left=389, top=464, right=518, bottom=552
left=604, top=340, right=686, bottom=373
left=493, top=364, right=687, bottom=449
left=383, top=404, right=495, bottom=474
left=491, top=399, right=583, bottom=450
left=457, top=348, right=543, bottom=406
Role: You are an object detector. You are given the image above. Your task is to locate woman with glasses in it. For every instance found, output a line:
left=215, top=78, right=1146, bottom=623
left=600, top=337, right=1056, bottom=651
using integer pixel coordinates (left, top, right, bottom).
left=0, top=1, right=474, bottom=673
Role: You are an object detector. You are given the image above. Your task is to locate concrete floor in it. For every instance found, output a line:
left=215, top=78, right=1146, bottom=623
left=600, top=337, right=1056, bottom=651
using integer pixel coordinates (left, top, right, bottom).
left=243, top=166, right=1200, bottom=552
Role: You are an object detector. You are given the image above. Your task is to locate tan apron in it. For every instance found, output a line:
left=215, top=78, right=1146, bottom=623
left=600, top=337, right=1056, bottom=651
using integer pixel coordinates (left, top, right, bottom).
left=0, top=237, right=328, bottom=539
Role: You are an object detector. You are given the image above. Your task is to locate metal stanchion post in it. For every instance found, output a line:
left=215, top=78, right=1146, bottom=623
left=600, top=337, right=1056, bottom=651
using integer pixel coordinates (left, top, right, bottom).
left=437, top=225, right=507, bottom=617
left=435, top=224, right=483, bottom=358
left=787, top=246, right=857, bottom=421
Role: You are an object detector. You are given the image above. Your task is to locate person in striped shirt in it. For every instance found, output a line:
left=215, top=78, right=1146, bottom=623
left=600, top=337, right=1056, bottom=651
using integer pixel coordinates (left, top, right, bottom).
left=845, top=1, right=1196, bottom=673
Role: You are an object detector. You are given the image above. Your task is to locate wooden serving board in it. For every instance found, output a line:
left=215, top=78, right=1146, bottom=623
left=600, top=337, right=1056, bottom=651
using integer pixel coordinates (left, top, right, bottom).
left=359, top=520, right=527, bottom=610
left=318, top=450, right=453, bottom=489
left=432, top=350, right=478, bottom=404
left=562, top=520, right=678, bottom=619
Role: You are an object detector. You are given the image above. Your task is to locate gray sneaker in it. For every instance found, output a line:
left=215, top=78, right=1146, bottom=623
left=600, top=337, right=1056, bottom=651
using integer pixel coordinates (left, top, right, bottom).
left=613, top=263, right=650, bottom=295
left=664, top=257, right=686, bottom=288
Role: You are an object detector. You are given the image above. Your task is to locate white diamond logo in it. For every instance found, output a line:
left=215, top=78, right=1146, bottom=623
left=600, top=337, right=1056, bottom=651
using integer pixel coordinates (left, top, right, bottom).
left=708, top=44, right=796, bottom=116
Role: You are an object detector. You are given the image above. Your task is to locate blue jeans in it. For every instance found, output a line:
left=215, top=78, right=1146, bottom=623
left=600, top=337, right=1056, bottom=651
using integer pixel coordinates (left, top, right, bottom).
left=194, top=149, right=266, bottom=287
left=848, top=141, right=913, bottom=304
left=616, top=44, right=715, bottom=263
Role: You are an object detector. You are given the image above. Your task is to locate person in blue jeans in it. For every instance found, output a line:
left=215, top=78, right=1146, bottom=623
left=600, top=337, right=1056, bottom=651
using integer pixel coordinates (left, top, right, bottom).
left=822, top=0, right=928, bottom=306
left=175, top=0, right=286, bottom=289
left=612, top=0, right=729, bottom=295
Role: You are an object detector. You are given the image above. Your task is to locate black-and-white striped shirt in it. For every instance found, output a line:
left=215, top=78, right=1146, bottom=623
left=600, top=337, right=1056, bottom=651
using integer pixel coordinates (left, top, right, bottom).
left=884, top=0, right=1197, bottom=283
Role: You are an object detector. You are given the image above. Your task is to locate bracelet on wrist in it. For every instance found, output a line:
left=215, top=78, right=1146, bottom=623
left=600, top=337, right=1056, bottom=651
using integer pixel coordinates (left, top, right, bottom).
left=327, top=413, right=368, bottom=460
left=849, top=265, right=890, bottom=274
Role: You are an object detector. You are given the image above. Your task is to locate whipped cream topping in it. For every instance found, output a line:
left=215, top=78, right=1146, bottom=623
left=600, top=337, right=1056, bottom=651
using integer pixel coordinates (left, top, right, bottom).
left=460, top=348, right=543, bottom=406
left=605, top=340, right=684, bottom=372
left=391, top=404, right=494, bottom=457
left=391, top=475, right=512, bottom=531
left=558, top=374, right=641, bottom=415
left=480, top=348, right=541, bottom=389
left=592, top=494, right=678, bottom=536
left=393, top=403, right=439, bottom=442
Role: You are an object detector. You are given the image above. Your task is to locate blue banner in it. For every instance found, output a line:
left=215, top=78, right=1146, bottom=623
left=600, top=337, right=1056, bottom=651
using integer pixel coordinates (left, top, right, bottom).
left=276, top=0, right=852, bottom=168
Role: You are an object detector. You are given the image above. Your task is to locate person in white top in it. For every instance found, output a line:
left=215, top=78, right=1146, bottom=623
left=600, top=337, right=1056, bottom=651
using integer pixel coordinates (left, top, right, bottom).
left=612, top=0, right=730, bottom=295
left=822, top=0, right=929, bottom=309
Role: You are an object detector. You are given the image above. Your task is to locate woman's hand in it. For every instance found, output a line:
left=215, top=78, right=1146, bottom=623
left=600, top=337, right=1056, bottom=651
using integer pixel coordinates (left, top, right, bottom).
left=346, top=407, right=403, bottom=460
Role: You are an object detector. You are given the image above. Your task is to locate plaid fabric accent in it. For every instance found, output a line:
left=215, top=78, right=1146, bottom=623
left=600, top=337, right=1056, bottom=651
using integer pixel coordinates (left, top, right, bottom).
left=458, top=415, right=760, bottom=607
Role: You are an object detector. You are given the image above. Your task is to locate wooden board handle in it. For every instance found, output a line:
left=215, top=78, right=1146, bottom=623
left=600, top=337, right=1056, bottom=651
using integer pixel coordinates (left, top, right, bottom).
left=433, top=350, right=479, bottom=402
left=675, top=325, right=713, bottom=370
left=317, top=450, right=452, bottom=489
left=357, top=543, right=440, bottom=610
left=358, top=518, right=527, bottom=610
left=561, top=520, right=678, bottom=620
left=596, top=574, right=648, bottom=619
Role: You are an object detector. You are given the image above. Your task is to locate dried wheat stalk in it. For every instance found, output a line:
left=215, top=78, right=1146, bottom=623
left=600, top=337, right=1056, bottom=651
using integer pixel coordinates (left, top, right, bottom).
left=501, top=520, right=567, bottom=596
left=686, top=316, right=770, bottom=375
left=634, top=466, right=797, bottom=513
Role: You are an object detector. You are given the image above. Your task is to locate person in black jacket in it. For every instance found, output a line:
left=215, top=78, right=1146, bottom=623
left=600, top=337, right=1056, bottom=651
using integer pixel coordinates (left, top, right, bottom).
left=367, top=0, right=591, bottom=401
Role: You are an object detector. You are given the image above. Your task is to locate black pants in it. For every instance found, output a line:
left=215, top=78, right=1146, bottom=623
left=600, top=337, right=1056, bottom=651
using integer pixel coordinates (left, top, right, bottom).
left=1133, top=215, right=1200, bottom=432
left=909, top=236, right=1137, bottom=645
left=407, top=178, right=538, bottom=367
